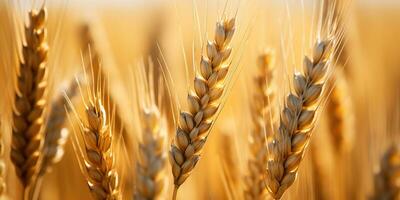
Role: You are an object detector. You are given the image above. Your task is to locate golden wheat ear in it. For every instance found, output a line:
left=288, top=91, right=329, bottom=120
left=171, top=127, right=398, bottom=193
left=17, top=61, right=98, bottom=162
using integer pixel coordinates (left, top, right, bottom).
left=11, top=7, right=48, bottom=191
left=78, top=23, right=129, bottom=157
left=326, top=69, right=354, bottom=153
left=371, top=145, right=400, bottom=200
left=65, top=58, right=120, bottom=200
left=265, top=38, right=335, bottom=199
left=169, top=17, right=236, bottom=199
left=133, top=59, right=168, bottom=199
left=244, top=50, right=276, bottom=200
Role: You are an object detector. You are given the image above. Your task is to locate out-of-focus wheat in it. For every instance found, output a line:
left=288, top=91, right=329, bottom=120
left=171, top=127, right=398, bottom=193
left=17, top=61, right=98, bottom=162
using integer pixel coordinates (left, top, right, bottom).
left=371, top=145, right=400, bottom=200
left=265, top=38, right=334, bottom=199
left=11, top=7, right=48, bottom=189
left=40, top=79, right=79, bottom=175
left=326, top=70, right=354, bottom=152
left=135, top=107, right=167, bottom=200
left=169, top=17, right=235, bottom=199
left=244, top=51, right=275, bottom=200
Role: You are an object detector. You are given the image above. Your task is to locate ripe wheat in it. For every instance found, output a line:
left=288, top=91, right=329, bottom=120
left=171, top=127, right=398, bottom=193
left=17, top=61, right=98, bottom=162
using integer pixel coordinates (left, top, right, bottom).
left=169, top=17, right=236, bottom=198
left=371, top=145, right=400, bottom=200
left=135, top=106, right=167, bottom=200
left=11, top=7, right=48, bottom=188
left=40, top=79, right=79, bottom=175
left=244, top=51, right=275, bottom=200
left=265, top=38, right=334, bottom=199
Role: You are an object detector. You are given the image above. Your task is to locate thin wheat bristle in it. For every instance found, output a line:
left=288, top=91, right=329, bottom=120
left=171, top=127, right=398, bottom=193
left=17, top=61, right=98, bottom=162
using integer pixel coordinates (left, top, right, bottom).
left=40, top=78, right=79, bottom=175
left=371, top=145, right=400, bottom=200
left=326, top=69, right=353, bottom=152
left=265, top=38, right=334, bottom=199
left=169, top=17, right=236, bottom=196
left=244, top=51, right=275, bottom=200
left=135, top=106, right=167, bottom=200
left=11, top=7, right=48, bottom=187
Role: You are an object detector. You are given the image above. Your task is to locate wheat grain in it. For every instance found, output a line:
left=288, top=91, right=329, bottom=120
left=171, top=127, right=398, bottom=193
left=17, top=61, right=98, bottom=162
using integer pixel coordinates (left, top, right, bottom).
left=265, top=38, right=334, bottom=199
left=371, top=145, right=400, bottom=200
left=169, top=17, right=236, bottom=198
left=11, top=7, right=48, bottom=188
left=244, top=51, right=275, bottom=200
left=134, top=106, right=167, bottom=200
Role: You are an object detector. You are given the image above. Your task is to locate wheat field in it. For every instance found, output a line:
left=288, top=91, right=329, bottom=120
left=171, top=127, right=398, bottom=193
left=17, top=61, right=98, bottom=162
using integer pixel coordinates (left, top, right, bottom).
left=0, top=0, right=399, bottom=199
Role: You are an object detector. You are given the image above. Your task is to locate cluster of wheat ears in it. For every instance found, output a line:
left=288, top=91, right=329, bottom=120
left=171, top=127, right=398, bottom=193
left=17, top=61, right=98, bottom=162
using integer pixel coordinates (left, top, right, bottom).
left=0, top=0, right=399, bottom=200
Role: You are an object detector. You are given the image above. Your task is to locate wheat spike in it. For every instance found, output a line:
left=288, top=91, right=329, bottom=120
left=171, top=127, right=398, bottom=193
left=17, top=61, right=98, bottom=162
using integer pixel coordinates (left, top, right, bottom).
left=265, top=39, right=334, bottom=199
left=77, top=94, right=119, bottom=200
left=40, top=79, right=79, bottom=175
left=244, top=51, right=275, bottom=199
left=79, top=24, right=129, bottom=153
left=371, top=145, right=400, bottom=200
left=326, top=69, right=353, bottom=152
left=169, top=17, right=235, bottom=197
left=11, top=7, right=48, bottom=187
left=135, top=106, right=167, bottom=200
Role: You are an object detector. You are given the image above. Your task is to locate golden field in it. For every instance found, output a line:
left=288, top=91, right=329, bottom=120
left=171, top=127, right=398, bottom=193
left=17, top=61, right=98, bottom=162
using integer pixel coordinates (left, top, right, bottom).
left=0, top=0, right=399, bottom=199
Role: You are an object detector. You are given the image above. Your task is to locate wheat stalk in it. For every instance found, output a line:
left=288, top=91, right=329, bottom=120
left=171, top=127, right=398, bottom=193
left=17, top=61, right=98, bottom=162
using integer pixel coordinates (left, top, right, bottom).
left=371, top=145, right=400, bottom=200
left=169, top=17, right=235, bottom=198
left=135, top=106, right=167, bottom=200
left=265, top=38, right=334, bottom=199
left=11, top=7, right=48, bottom=189
left=244, top=51, right=275, bottom=200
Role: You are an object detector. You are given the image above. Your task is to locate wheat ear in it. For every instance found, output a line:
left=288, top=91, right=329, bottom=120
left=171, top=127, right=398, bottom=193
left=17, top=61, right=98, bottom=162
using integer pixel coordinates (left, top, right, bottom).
left=169, top=17, right=235, bottom=197
left=371, top=145, right=400, bottom=200
left=79, top=24, right=128, bottom=152
left=326, top=70, right=353, bottom=152
left=244, top=51, right=275, bottom=199
left=135, top=106, right=167, bottom=200
left=265, top=39, right=333, bottom=199
left=11, top=7, right=48, bottom=188
left=76, top=93, right=119, bottom=200
left=40, top=79, right=79, bottom=175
